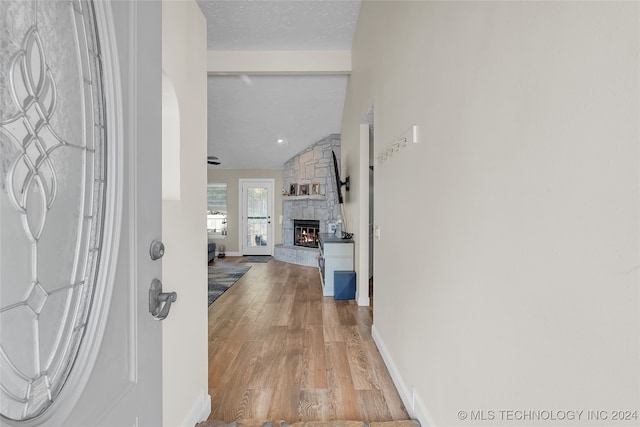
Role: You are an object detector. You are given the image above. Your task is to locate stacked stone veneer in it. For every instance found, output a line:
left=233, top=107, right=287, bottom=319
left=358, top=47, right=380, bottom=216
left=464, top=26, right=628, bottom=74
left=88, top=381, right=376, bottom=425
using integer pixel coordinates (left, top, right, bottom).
left=282, top=134, right=342, bottom=249
left=276, top=134, right=342, bottom=265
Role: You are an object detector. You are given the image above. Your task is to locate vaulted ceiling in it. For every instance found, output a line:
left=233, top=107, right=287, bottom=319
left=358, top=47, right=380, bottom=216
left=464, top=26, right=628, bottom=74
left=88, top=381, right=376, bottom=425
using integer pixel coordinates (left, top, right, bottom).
left=196, top=0, right=361, bottom=169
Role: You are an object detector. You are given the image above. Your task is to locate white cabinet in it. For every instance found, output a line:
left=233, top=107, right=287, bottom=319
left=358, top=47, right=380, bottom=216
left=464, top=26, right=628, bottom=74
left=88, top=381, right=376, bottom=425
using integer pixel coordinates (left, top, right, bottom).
left=318, top=233, right=354, bottom=297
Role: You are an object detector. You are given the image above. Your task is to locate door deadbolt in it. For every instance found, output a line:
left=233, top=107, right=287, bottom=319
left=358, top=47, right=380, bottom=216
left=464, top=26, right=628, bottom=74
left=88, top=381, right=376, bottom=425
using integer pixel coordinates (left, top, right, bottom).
left=149, top=240, right=165, bottom=260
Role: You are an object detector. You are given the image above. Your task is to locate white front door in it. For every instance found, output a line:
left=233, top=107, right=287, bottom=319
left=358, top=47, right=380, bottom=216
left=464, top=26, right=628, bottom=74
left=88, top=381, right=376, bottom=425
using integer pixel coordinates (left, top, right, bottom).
left=240, top=179, right=274, bottom=256
left=0, top=1, right=164, bottom=426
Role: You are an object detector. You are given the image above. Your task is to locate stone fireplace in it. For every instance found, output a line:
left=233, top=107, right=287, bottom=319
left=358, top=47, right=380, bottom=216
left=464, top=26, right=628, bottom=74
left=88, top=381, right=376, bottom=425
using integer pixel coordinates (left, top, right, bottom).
left=274, top=134, right=342, bottom=266
left=293, top=219, right=320, bottom=248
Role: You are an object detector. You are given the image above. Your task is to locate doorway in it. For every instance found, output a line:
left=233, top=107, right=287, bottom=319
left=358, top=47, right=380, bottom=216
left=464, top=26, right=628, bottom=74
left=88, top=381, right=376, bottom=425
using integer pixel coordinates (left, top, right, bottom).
left=365, top=106, right=374, bottom=308
left=240, top=179, right=274, bottom=256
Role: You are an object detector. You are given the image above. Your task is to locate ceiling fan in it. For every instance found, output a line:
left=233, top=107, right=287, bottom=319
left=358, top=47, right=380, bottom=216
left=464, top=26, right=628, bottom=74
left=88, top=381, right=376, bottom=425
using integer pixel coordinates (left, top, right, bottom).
left=207, top=155, right=221, bottom=165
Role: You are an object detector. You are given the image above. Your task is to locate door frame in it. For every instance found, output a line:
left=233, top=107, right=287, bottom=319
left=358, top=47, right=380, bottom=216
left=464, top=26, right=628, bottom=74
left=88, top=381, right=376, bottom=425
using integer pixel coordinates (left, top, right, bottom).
left=357, top=124, right=371, bottom=307
left=239, top=179, right=274, bottom=256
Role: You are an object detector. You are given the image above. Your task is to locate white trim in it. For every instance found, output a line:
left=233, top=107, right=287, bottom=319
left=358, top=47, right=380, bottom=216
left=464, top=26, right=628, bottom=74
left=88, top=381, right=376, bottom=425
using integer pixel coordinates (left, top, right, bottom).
left=208, top=234, right=228, bottom=240
left=221, top=251, right=243, bottom=257
left=239, top=179, right=275, bottom=256
left=357, top=296, right=370, bottom=307
left=180, top=392, right=211, bottom=427
left=127, top=0, right=140, bottom=386
left=207, top=50, right=351, bottom=75
left=161, top=72, right=181, bottom=201
left=413, top=391, right=436, bottom=427
left=371, top=325, right=413, bottom=415
left=371, top=324, right=434, bottom=427
left=358, top=124, right=370, bottom=307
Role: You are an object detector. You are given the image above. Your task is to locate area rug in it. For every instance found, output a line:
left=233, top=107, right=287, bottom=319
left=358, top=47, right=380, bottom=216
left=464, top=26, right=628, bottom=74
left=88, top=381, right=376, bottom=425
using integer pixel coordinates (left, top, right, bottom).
left=208, top=265, right=251, bottom=306
left=239, top=256, right=272, bottom=263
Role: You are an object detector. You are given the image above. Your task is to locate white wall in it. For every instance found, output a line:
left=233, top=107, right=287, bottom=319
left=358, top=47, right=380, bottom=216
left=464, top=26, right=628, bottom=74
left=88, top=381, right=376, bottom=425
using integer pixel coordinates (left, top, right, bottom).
left=207, top=169, right=283, bottom=254
left=162, top=2, right=209, bottom=426
left=341, top=2, right=640, bottom=426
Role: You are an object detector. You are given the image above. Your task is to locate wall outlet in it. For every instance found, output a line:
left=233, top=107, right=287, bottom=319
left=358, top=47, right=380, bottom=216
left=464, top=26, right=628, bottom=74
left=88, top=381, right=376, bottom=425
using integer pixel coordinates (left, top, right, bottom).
left=375, top=225, right=381, bottom=240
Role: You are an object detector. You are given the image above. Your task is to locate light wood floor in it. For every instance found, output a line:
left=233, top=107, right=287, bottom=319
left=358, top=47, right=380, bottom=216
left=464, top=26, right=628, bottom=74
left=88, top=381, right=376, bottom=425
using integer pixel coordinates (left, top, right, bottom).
left=207, top=257, right=409, bottom=423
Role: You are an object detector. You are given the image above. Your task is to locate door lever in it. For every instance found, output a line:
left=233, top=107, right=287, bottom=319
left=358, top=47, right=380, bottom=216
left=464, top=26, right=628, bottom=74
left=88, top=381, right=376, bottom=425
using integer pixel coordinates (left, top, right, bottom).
left=149, top=278, right=177, bottom=321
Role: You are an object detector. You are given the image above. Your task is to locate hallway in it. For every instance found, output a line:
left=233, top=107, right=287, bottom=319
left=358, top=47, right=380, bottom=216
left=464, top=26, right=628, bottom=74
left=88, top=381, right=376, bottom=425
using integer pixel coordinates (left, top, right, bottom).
left=207, top=258, right=409, bottom=423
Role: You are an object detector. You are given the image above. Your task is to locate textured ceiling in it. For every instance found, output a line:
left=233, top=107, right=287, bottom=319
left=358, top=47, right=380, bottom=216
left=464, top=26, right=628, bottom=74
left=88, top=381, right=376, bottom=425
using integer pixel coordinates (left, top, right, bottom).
left=196, top=0, right=360, bottom=170
left=207, top=75, right=348, bottom=169
left=196, top=1, right=361, bottom=51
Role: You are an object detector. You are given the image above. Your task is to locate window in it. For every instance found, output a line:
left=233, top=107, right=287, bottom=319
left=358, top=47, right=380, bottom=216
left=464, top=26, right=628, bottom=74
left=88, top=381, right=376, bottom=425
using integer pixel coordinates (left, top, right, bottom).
left=207, top=183, right=227, bottom=236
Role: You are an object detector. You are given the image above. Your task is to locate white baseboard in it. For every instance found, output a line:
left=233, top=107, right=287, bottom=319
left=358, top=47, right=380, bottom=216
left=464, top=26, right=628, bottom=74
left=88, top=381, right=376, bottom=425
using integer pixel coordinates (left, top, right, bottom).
left=217, top=251, right=242, bottom=257
left=413, top=391, right=436, bottom=427
left=181, top=392, right=211, bottom=427
left=371, top=325, right=413, bottom=415
left=357, top=296, right=370, bottom=306
left=371, top=325, right=434, bottom=427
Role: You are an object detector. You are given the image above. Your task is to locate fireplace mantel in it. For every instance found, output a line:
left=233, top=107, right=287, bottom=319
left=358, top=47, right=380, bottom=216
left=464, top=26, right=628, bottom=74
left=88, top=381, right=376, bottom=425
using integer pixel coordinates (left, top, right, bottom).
left=283, top=195, right=325, bottom=202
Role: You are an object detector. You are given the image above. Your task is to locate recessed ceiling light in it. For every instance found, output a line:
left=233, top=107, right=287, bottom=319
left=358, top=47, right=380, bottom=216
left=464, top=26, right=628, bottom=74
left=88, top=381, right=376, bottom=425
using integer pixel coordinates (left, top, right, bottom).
left=276, top=138, right=288, bottom=145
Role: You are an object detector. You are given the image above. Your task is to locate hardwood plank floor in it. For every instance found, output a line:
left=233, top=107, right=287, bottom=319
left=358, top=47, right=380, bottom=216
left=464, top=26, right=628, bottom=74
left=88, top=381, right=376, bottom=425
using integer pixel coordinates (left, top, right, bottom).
left=207, top=257, right=409, bottom=423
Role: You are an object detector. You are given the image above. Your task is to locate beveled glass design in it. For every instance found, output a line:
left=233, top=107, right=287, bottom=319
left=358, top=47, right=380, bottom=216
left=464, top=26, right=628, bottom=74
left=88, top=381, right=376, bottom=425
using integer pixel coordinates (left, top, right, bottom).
left=0, top=0, right=107, bottom=421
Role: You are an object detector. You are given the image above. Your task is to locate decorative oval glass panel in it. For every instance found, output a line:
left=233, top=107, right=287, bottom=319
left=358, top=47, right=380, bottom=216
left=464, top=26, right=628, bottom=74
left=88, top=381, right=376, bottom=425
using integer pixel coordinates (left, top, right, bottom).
left=0, top=0, right=107, bottom=421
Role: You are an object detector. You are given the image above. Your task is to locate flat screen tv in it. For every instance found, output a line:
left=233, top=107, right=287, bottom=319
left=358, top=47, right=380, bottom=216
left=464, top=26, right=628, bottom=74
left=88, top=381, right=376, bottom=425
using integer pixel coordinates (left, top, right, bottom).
left=332, top=150, right=349, bottom=204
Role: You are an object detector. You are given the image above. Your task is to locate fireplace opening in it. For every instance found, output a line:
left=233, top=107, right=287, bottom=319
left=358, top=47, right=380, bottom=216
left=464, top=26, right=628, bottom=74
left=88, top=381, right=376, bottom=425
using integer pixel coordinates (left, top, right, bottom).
left=294, top=219, right=320, bottom=248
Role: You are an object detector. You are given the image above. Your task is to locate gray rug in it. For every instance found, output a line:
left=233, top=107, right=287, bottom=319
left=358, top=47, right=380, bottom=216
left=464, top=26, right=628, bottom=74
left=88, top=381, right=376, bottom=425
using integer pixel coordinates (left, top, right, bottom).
left=208, top=265, right=251, bottom=306
left=239, top=256, right=272, bottom=263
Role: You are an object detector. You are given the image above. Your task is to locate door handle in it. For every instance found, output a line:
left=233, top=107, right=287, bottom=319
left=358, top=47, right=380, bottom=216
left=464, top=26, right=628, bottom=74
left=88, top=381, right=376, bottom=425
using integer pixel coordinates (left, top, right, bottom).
left=149, top=278, right=177, bottom=321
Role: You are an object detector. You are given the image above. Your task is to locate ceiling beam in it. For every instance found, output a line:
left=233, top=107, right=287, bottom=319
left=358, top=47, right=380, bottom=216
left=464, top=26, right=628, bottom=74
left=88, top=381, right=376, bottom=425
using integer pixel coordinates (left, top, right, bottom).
left=207, top=50, right=351, bottom=75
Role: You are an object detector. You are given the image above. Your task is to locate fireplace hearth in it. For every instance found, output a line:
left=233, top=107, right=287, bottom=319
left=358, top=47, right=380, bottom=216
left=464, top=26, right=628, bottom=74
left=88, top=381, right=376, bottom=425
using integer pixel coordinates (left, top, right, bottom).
left=294, top=219, right=320, bottom=248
